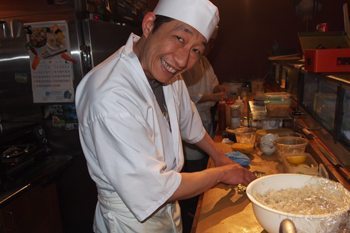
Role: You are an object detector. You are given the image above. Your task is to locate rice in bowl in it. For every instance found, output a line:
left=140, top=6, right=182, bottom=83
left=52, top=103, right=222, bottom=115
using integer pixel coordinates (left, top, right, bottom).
left=246, top=174, right=350, bottom=233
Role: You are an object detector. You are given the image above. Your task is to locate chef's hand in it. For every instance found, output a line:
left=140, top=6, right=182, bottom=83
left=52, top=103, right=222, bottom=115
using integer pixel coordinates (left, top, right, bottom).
left=219, top=164, right=256, bottom=186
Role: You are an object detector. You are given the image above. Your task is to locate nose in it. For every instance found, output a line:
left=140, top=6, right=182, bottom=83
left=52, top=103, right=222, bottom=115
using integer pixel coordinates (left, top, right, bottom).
left=173, top=47, right=191, bottom=69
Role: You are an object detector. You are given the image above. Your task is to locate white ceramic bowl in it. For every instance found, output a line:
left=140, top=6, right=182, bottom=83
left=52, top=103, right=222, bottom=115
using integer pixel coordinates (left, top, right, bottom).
left=246, top=174, right=350, bottom=233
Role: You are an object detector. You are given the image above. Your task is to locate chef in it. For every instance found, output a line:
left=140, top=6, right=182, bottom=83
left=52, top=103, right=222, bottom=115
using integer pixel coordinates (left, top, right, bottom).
left=75, top=0, right=256, bottom=232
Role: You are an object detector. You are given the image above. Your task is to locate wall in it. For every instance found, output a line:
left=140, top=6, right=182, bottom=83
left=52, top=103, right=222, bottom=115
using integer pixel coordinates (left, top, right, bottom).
left=209, top=0, right=344, bottom=83
left=0, top=0, right=75, bottom=22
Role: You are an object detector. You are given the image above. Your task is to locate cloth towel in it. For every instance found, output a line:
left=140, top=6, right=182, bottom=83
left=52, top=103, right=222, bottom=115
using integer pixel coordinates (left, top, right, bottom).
left=225, top=151, right=251, bottom=167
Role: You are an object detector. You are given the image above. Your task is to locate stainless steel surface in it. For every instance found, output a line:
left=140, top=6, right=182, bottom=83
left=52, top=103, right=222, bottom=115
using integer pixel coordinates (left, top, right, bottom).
left=0, top=9, right=137, bottom=118
left=279, top=219, right=297, bottom=233
left=82, top=20, right=135, bottom=68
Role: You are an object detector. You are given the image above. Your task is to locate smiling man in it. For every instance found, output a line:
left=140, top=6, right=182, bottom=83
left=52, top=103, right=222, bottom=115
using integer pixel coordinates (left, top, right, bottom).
left=75, top=0, right=256, bottom=232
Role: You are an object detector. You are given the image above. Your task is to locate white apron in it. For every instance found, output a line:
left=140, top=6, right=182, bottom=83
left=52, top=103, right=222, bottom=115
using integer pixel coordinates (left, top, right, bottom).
left=94, top=191, right=182, bottom=233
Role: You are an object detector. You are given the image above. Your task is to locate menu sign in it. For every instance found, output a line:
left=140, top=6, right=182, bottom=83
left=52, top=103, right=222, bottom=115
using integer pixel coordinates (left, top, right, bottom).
left=24, top=20, right=75, bottom=103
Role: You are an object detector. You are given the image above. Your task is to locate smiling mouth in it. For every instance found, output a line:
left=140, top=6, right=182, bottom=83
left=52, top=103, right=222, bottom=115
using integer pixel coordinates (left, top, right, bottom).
left=161, top=58, right=178, bottom=74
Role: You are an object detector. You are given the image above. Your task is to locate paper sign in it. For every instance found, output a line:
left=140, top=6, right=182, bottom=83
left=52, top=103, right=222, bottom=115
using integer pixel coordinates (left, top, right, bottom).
left=24, top=20, right=75, bottom=103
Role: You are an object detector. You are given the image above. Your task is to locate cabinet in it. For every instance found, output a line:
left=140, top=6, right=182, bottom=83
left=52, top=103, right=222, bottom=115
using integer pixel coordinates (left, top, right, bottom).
left=0, top=183, right=62, bottom=233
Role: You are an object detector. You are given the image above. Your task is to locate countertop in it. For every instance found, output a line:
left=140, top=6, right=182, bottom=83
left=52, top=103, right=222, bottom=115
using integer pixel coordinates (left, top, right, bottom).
left=192, top=141, right=283, bottom=233
left=0, top=151, right=74, bottom=206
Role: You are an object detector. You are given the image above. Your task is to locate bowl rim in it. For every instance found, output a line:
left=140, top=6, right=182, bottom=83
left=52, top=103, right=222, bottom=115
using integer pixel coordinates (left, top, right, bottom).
left=232, top=127, right=257, bottom=134
left=246, top=173, right=350, bottom=219
left=274, top=136, right=308, bottom=145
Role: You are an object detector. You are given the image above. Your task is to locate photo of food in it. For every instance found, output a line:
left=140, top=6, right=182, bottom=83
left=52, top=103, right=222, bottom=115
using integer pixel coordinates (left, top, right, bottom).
left=25, top=22, right=74, bottom=70
left=46, top=24, right=65, bottom=51
left=29, top=27, right=47, bottom=48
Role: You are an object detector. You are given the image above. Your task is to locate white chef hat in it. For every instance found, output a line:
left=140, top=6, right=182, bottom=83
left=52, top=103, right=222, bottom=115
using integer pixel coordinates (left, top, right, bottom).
left=153, top=0, right=219, bottom=41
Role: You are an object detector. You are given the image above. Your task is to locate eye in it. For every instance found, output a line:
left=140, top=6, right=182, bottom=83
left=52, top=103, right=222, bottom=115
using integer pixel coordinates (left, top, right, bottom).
left=176, top=35, right=184, bottom=43
left=192, top=47, right=204, bottom=56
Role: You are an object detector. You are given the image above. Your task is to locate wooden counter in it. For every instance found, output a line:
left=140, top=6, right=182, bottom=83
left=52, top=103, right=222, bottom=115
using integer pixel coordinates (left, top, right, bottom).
left=191, top=141, right=283, bottom=233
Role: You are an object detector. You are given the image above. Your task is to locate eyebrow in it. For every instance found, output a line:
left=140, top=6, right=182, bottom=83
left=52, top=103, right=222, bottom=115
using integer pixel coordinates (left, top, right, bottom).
left=183, top=27, right=207, bottom=47
left=173, top=24, right=207, bottom=48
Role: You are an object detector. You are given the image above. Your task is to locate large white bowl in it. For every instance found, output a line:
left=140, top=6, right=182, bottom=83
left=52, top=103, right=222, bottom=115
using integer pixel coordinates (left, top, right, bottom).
left=246, top=174, right=350, bottom=233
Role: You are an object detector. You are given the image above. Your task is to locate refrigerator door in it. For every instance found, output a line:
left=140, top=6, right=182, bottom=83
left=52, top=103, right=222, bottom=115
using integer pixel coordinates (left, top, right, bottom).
left=81, top=20, right=138, bottom=71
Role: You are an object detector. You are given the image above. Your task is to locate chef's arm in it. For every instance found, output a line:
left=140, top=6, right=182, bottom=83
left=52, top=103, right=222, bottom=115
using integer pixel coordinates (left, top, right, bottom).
left=194, top=132, right=233, bottom=166
left=169, top=133, right=255, bottom=201
left=169, top=161, right=255, bottom=201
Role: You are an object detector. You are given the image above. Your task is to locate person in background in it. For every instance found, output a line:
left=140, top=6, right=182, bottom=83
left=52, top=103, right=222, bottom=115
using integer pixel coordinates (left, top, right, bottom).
left=180, top=27, right=227, bottom=233
left=182, top=26, right=226, bottom=168
left=75, top=0, right=256, bottom=232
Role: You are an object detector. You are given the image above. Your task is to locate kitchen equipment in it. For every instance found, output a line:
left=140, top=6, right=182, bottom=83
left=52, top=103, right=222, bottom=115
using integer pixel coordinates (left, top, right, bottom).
left=275, top=136, right=308, bottom=159
left=299, top=31, right=350, bottom=73
left=304, top=48, right=350, bottom=73
left=246, top=174, right=350, bottom=233
left=0, top=124, right=49, bottom=191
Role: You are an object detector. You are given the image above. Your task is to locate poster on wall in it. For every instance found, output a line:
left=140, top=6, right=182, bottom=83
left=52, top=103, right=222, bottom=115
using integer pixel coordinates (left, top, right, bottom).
left=24, top=20, right=75, bottom=103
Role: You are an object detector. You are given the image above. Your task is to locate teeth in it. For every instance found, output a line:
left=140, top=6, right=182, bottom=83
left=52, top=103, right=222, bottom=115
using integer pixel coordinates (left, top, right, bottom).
left=161, top=58, right=177, bottom=74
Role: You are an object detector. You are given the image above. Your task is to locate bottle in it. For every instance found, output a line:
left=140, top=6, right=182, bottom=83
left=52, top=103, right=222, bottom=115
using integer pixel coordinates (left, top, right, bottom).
left=217, top=100, right=226, bottom=132
left=230, top=104, right=241, bottom=129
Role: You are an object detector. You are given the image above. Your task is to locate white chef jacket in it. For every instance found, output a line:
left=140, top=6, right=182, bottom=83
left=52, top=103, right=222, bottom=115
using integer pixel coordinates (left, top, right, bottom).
left=75, top=33, right=206, bottom=232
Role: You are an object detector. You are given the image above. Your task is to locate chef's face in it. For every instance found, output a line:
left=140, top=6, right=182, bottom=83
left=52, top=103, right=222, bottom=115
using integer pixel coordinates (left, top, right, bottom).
left=137, top=13, right=207, bottom=84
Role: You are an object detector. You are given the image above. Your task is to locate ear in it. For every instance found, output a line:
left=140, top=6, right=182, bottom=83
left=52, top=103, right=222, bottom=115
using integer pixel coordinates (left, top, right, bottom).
left=142, top=12, right=156, bottom=38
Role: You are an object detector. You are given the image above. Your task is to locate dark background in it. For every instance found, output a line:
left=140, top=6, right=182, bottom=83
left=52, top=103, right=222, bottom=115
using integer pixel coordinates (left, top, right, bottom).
left=149, top=0, right=345, bottom=83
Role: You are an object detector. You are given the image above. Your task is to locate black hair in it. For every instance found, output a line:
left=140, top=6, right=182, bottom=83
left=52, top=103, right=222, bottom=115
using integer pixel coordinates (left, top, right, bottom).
left=152, top=15, right=173, bottom=33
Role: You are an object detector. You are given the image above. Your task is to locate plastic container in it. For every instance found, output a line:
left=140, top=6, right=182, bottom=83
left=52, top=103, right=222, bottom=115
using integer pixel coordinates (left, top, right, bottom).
left=281, top=152, right=318, bottom=176
left=264, top=92, right=291, bottom=118
left=264, top=92, right=291, bottom=104
left=233, top=127, right=257, bottom=146
left=274, top=136, right=308, bottom=159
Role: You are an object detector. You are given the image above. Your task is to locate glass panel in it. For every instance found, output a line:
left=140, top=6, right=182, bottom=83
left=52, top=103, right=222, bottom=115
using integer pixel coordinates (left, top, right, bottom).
left=302, top=73, right=318, bottom=112
left=284, top=67, right=299, bottom=100
left=312, top=78, right=337, bottom=130
left=341, top=88, right=350, bottom=145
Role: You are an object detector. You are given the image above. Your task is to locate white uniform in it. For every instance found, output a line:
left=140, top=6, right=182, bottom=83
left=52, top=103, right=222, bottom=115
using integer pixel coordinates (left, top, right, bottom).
left=75, top=33, right=206, bottom=233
